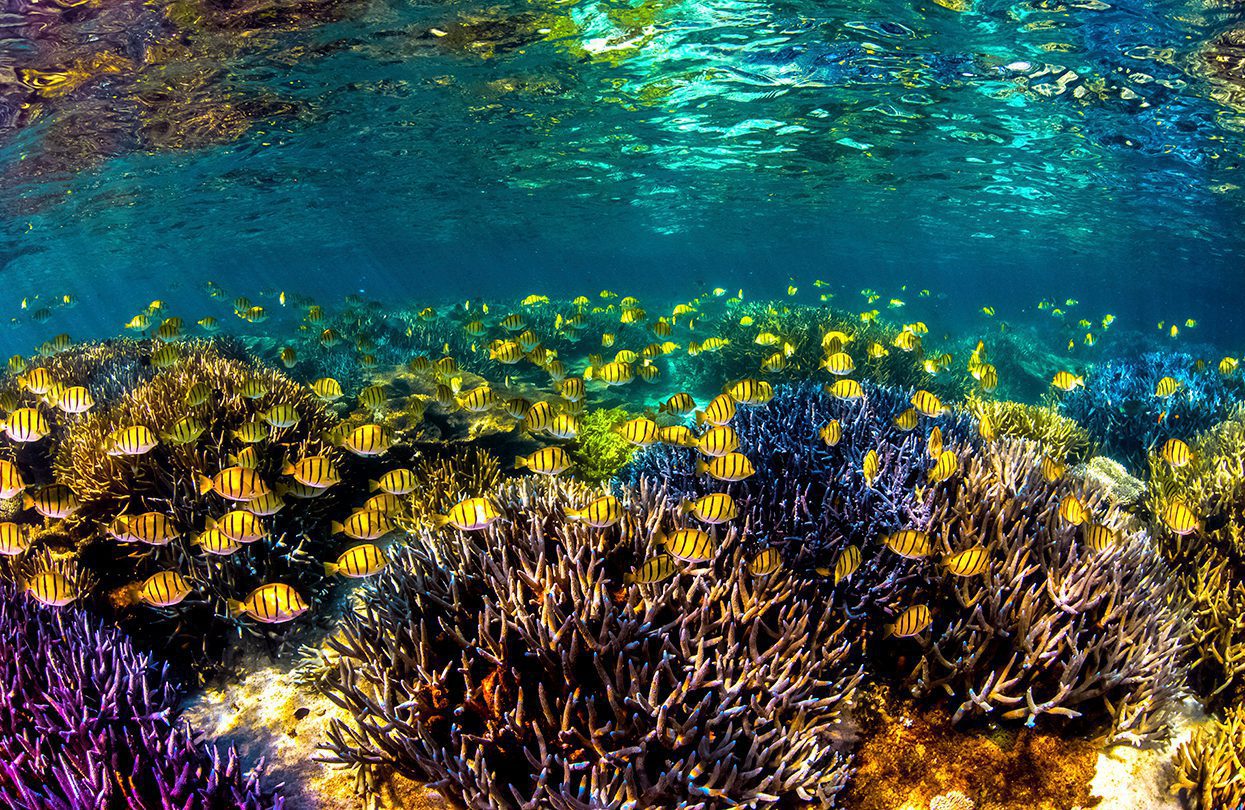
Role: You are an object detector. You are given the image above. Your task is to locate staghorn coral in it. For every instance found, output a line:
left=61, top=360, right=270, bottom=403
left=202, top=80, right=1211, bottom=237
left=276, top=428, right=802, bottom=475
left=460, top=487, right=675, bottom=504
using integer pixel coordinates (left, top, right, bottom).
left=914, top=437, right=1186, bottom=744
left=1059, top=352, right=1242, bottom=472
left=395, top=445, right=503, bottom=529
left=571, top=405, right=640, bottom=483
left=965, top=395, right=1092, bottom=462
left=0, top=582, right=282, bottom=808
left=1171, top=705, right=1245, bottom=810
left=627, top=381, right=973, bottom=624
left=1146, top=406, right=1245, bottom=706
left=320, top=476, right=863, bottom=807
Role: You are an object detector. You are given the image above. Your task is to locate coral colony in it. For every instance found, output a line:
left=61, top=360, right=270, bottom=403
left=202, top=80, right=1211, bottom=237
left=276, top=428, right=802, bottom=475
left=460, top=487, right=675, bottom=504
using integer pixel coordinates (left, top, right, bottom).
left=0, top=290, right=1244, bottom=807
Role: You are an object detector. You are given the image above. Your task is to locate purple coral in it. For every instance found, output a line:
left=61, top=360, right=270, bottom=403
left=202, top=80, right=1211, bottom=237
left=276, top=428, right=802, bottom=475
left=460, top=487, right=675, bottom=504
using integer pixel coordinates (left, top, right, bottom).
left=0, top=583, right=283, bottom=809
left=320, top=477, right=863, bottom=807
left=626, top=381, right=974, bottom=620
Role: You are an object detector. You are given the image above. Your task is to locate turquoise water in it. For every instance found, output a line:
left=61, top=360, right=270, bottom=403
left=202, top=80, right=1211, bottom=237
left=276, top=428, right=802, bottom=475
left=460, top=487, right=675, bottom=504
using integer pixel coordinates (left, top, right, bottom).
left=1, top=0, right=1243, bottom=339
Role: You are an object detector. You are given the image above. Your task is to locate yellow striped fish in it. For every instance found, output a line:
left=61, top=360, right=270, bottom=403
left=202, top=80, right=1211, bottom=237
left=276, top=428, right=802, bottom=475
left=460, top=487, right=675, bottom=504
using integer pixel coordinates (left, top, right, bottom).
left=23, top=485, right=79, bottom=518
left=696, top=394, right=736, bottom=426
left=910, top=390, right=946, bottom=417
left=1040, top=456, right=1065, bottom=483
left=54, top=386, right=94, bottom=414
left=232, top=421, right=269, bottom=444
left=162, top=417, right=206, bottom=445
left=943, top=546, right=989, bottom=576
left=886, top=605, right=931, bottom=638
left=748, top=547, right=782, bottom=576
left=657, top=528, right=715, bottom=562
left=833, top=545, right=861, bottom=584
left=282, top=456, right=341, bottom=489
left=660, top=392, right=697, bottom=415
left=3, top=408, right=50, bottom=442
left=243, top=491, right=286, bottom=516
left=105, top=426, right=158, bottom=456
left=1051, top=371, right=1084, bottom=392
left=927, top=426, right=943, bottom=459
left=1154, top=376, right=1181, bottom=398
left=138, top=571, right=193, bottom=607
left=0, top=459, right=25, bottom=499
left=370, top=468, right=417, bottom=496
left=625, top=554, right=678, bottom=584
left=208, top=511, right=267, bottom=543
left=893, top=409, right=919, bottom=432
left=343, top=424, right=393, bottom=457
left=0, top=522, right=31, bottom=556
left=928, top=450, right=958, bottom=483
left=324, top=543, right=387, bottom=578
left=331, top=509, right=394, bottom=541
left=658, top=425, right=697, bottom=447
left=565, top=496, right=623, bottom=528
left=617, top=417, right=659, bottom=446
left=727, top=379, right=773, bottom=405
left=697, top=426, right=740, bottom=458
left=882, top=529, right=932, bottom=558
left=863, top=449, right=879, bottom=487
left=1161, top=500, right=1199, bottom=535
left=260, top=404, right=300, bottom=429
left=515, top=447, right=573, bottom=475
left=26, top=570, right=77, bottom=607
left=1161, top=438, right=1192, bottom=468
left=1059, top=495, right=1088, bottom=526
left=227, top=584, right=308, bottom=624
left=434, top=497, right=502, bottom=531
left=820, top=421, right=842, bottom=447
left=695, top=452, right=755, bottom=482
left=820, top=352, right=855, bottom=375
left=679, top=493, right=738, bottom=524
left=1082, top=522, right=1117, bottom=551
left=826, top=379, right=864, bottom=400
left=109, top=512, right=180, bottom=545
left=191, top=528, right=243, bottom=556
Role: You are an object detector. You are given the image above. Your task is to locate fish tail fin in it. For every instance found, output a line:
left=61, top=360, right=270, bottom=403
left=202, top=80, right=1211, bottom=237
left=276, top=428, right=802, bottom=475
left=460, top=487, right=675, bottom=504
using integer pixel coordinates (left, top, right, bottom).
left=514, top=456, right=528, bottom=470
left=623, top=572, right=636, bottom=585
left=281, top=461, right=296, bottom=476
left=652, top=529, right=666, bottom=549
left=204, top=517, right=217, bottom=531
left=330, top=521, right=344, bottom=534
left=695, top=411, right=707, bottom=426
left=197, top=475, right=213, bottom=495
left=678, top=499, right=694, bottom=515
left=694, top=459, right=707, bottom=475
left=582, top=366, right=594, bottom=381
left=881, top=623, right=894, bottom=639
left=430, top=515, right=450, bottom=529
left=323, top=562, right=338, bottom=576
left=368, top=480, right=380, bottom=492
left=226, top=599, right=246, bottom=617
left=20, top=493, right=33, bottom=510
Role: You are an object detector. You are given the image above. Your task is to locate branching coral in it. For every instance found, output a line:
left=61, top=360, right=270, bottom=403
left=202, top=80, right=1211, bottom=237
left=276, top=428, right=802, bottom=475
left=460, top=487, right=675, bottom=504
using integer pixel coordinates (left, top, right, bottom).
left=395, top=445, right=502, bottom=529
left=1147, top=406, right=1245, bottom=705
left=1059, top=352, right=1242, bottom=471
left=965, top=396, right=1091, bottom=462
left=913, top=437, right=1186, bottom=744
left=320, top=476, right=863, bottom=807
left=627, top=382, right=973, bottom=624
left=1171, top=705, right=1245, bottom=810
left=0, top=583, right=282, bottom=808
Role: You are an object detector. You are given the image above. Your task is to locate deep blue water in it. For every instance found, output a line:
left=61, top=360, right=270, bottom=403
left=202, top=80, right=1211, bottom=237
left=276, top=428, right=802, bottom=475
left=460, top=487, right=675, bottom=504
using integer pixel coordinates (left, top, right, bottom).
left=0, top=0, right=1242, bottom=344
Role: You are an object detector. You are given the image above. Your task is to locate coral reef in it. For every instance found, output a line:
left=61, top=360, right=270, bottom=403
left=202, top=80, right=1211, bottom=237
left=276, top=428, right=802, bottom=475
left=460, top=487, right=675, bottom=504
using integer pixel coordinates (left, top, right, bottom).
left=913, top=437, right=1186, bottom=744
left=0, top=582, right=282, bottom=808
left=1059, top=352, right=1242, bottom=472
left=1171, top=704, right=1245, bottom=810
left=965, top=395, right=1092, bottom=462
left=17, top=340, right=355, bottom=673
left=1146, top=406, right=1245, bottom=706
left=395, top=445, right=503, bottom=529
left=320, top=476, right=863, bottom=807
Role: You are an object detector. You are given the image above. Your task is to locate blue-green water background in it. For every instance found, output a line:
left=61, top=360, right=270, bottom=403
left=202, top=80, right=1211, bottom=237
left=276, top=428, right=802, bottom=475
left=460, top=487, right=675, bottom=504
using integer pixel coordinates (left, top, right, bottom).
left=1, top=0, right=1243, bottom=348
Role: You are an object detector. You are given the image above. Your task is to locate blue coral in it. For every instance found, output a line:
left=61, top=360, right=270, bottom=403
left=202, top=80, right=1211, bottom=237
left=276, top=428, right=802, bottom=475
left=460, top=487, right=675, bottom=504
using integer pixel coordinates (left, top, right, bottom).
left=625, top=382, right=975, bottom=619
left=1059, top=352, right=1244, bottom=471
left=0, top=584, right=283, bottom=809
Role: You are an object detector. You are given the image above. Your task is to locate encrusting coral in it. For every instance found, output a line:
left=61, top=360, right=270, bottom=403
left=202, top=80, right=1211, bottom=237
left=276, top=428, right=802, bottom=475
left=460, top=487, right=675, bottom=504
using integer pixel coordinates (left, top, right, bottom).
left=965, top=395, right=1092, bottom=463
left=0, top=582, right=283, bottom=808
left=319, top=476, right=864, bottom=807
